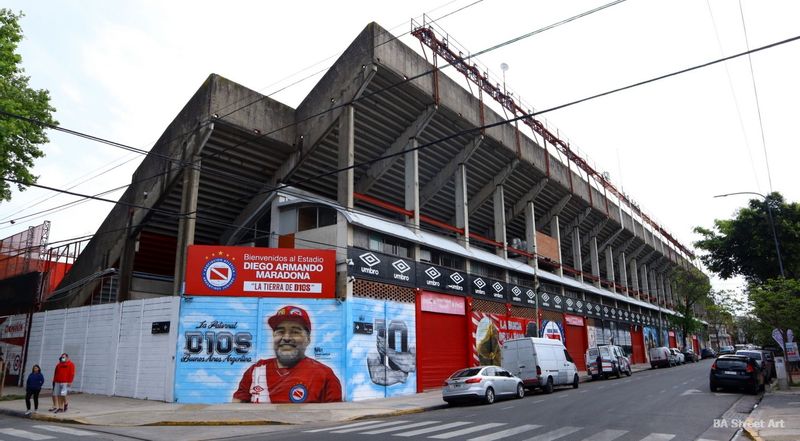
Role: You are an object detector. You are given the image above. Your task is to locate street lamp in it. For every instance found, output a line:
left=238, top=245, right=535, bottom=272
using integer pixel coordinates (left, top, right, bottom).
left=713, top=191, right=785, bottom=278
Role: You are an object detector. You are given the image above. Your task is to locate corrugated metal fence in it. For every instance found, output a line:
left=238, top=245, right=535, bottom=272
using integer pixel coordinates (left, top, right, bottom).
left=24, top=297, right=179, bottom=402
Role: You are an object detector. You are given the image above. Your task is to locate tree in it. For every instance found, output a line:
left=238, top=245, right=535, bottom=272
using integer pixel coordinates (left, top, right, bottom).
left=0, top=9, right=56, bottom=201
left=668, top=266, right=711, bottom=350
left=749, top=278, right=800, bottom=345
left=703, top=290, right=736, bottom=350
left=694, top=192, right=799, bottom=283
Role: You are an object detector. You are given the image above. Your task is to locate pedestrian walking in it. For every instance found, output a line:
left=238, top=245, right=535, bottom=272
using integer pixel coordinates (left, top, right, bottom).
left=52, top=353, right=75, bottom=413
left=24, top=365, right=44, bottom=415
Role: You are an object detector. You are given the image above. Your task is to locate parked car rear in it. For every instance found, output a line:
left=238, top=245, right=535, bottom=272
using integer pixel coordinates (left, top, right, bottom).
left=710, top=355, right=764, bottom=394
left=649, top=346, right=673, bottom=368
left=502, top=337, right=579, bottom=394
left=736, top=350, right=769, bottom=379
left=718, top=345, right=735, bottom=355
left=586, top=345, right=632, bottom=380
left=682, top=348, right=698, bottom=363
left=670, top=348, right=685, bottom=365
left=700, top=348, right=716, bottom=359
left=442, top=365, right=524, bottom=405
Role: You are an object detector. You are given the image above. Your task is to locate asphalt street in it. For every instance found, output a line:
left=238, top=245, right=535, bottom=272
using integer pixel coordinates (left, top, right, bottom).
left=0, top=360, right=761, bottom=441
left=257, top=359, right=759, bottom=441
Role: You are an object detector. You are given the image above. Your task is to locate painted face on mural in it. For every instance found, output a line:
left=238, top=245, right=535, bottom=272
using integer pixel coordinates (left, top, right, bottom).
left=272, top=319, right=310, bottom=368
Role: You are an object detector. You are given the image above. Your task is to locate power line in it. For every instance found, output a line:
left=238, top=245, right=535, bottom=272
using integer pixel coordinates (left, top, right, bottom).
left=0, top=0, right=604, bottom=226
left=738, top=0, right=774, bottom=193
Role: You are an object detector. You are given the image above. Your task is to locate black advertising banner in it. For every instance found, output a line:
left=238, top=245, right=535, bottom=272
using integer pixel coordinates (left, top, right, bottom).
left=417, top=263, right=468, bottom=296
left=583, top=299, right=600, bottom=318
left=538, top=291, right=564, bottom=312
left=348, top=248, right=416, bottom=288
left=564, top=295, right=579, bottom=315
left=508, top=283, right=536, bottom=307
left=468, top=275, right=508, bottom=303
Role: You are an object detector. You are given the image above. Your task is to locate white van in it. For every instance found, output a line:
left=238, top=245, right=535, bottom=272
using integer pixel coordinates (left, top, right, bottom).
left=501, top=337, right=579, bottom=393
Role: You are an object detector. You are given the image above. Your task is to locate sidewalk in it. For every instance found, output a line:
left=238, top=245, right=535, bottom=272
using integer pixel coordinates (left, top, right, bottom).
left=0, top=364, right=652, bottom=427
left=740, top=385, right=800, bottom=441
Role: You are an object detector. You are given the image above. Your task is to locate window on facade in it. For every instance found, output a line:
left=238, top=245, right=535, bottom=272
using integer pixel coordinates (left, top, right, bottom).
left=420, top=247, right=465, bottom=270
left=297, top=206, right=337, bottom=232
left=353, top=228, right=411, bottom=258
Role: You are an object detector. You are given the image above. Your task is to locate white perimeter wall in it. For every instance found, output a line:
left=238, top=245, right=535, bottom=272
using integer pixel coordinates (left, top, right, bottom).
left=24, top=297, right=179, bottom=402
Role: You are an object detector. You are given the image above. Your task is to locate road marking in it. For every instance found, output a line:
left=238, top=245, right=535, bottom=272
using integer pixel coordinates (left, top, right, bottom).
left=33, top=425, right=98, bottom=436
left=501, top=406, right=515, bottom=410
left=659, top=389, right=666, bottom=394
left=394, top=421, right=471, bottom=437
left=430, top=423, right=506, bottom=439
left=520, top=426, right=581, bottom=441
left=638, top=434, right=675, bottom=441
left=579, top=390, right=588, bottom=393
left=305, top=420, right=384, bottom=432
left=579, top=429, right=628, bottom=441
left=361, top=421, right=440, bottom=434
left=531, top=399, right=545, bottom=404
left=671, top=385, right=678, bottom=389
left=468, top=424, right=542, bottom=441
left=0, top=428, right=55, bottom=440
left=557, top=394, right=568, bottom=398
left=333, top=420, right=411, bottom=433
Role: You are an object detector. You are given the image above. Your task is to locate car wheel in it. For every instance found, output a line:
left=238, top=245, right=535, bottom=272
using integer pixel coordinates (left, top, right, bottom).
left=591, top=374, right=599, bottom=381
left=572, top=374, right=579, bottom=389
left=651, top=364, right=656, bottom=369
left=516, top=383, right=525, bottom=399
left=542, top=377, right=554, bottom=394
left=625, top=366, right=632, bottom=377
left=484, top=387, right=495, bottom=404
left=615, top=366, right=621, bottom=379
left=710, top=382, right=717, bottom=392
left=748, top=384, right=759, bottom=395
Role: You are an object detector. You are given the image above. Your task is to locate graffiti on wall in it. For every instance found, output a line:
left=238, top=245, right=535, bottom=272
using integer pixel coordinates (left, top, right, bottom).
left=471, top=312, right=535, bottom=366
left=346, top=298, right=416, bottom=401
left=175, top=297, right=344, bottom=404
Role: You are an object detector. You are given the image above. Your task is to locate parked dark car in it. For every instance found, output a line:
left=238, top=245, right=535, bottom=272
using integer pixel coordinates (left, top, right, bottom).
left=718, top=345, right=735, bottom=355
left=736, top=350, right=770, bottom=379
left=682, top=348, right=698, bottom=363
left=700, top=348, right=716, bottom=359
left=710, top=354, right=764, bottom=394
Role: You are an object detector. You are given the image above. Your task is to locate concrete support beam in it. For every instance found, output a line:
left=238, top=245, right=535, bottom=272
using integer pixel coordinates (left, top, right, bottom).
left=355, top=105, right=436, bottom=194
left=524, top=201, right=538, bottom=268
left=455, top=163, right=469, bottom=247
left=551, top=215, right=563, bottom=276
left=493, top=185, right=507, bottom=259
left=630, top=258, right=640, bottom=297
left=618, top=251, right=628, bottom=294
left=605, top=245, right=615, bottom=291
left=338, top=105, right=355, bottom=209
left=508, top=178, right=549, bottom=223
left=404, top=138, right=420, bottom=227
left=173, top=151, right=202, bottom=295
left=464, top=159, right=519, bottom=219
left=537, top=194, right=571, bottom=230
left=571, top=226, right=583, bottom=282
left=420, top=135, right=482, bottom=207
left=640, top=264, right=650, bottom=299
left=589, top=236, right=600, bottom=288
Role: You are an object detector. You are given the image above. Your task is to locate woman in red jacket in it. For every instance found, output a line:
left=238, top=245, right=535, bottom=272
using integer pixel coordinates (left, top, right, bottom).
left=52, top=353, right=75, bottom=413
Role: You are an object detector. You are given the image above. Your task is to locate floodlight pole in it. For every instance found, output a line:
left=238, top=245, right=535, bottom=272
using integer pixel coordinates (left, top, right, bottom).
left=713, top=192, right=785, bottom=278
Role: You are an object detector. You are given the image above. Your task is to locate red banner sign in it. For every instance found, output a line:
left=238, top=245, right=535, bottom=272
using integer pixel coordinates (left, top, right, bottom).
left=185, top=245, right=336, bottom=298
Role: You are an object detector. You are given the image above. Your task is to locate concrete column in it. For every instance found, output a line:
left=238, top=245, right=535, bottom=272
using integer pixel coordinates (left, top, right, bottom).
left=605, top=246, right=615, bottom=292
left=551, top=215, right=563, bottom=277
left=630, top=258, right=639, bottom=298
left=667, top=278, right=674, bottom=306
left=493, top=185, right=507, bottom=259
left=338, top=105, right=354, bottom=209
left=525, top=201, right=538, bottom=268
left=337, top=106, right=355, bottom=301
left=571, top=226, right=583, bottom=281
left=268, top=196, right=283, bottom=248
left=658, top=274, right=667, bottom=308
left=173, top=153, right=201, bottom=295
left=589, top=236, right=600, bottom=288
left=455, top=163, right=469, bottom=248
left=618, top=251, right=628, bottom=295
left=640, top=264, right=650, bottom=301
left=404, top=138, right=420, bottom=227
left=649, top=270, right=658, bottom=305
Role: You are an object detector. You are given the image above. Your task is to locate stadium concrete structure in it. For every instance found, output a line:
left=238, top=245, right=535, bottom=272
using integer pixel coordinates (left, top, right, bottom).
left=50, top=22, right=707, bottom=392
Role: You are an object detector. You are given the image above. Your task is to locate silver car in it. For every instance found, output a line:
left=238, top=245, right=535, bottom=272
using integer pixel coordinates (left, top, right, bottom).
left=442, top=365, right=524, bottom=405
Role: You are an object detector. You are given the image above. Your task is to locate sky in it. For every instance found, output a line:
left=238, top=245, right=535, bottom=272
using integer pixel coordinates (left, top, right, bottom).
left=2, top=0, right=798, bottom=297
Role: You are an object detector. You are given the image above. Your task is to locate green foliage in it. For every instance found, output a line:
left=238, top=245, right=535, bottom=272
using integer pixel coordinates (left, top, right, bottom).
left=694, top=193, right=799, bottom=283
left=0, top=9, right=57, bottom=201
left=668, top=266, right=711, bottom=348
left=749, top=278, right=800, bottom=338
left=703, top=290, right=736, bottom=349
